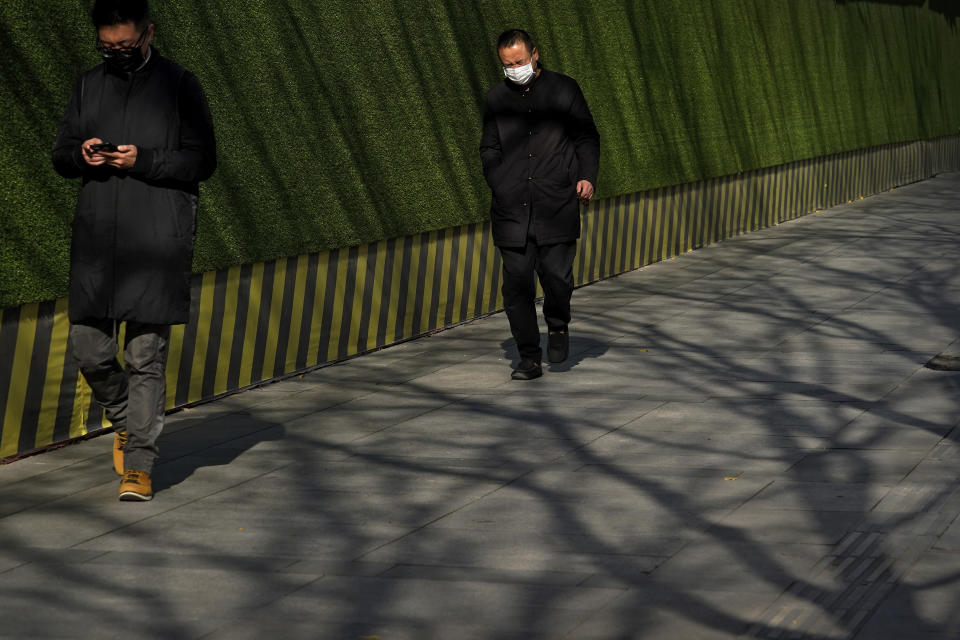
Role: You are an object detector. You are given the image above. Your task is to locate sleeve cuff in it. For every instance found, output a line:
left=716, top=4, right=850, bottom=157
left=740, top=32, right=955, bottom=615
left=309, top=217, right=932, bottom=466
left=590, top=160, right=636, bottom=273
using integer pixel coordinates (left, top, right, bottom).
left=130, top=147, right=154, bottom=175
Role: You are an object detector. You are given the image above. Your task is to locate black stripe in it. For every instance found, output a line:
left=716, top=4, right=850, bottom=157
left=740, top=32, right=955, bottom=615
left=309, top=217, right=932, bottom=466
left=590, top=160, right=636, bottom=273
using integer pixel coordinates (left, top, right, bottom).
left=445, top=227, right=460, bottom=326
left=296, top=252, right=320, bottom=370
left=17, top=301, right=58, bottom=454
left=317, top=249, right=340, bottom=363
left=0, top=306, right=20, bottom=443
left=201, top=268, right=230, bottom=398
left=627, top=193, right=640, bottom=270
left=52, top=322, right=80, bottom=444
left=410, top=233, right=430, bottom=336
left=376, top=238, right=398, bottom=348
left=226, top=263, right=253, bottom=391
left=273, top=256, right=300, bottom=377
left=248, top=260, right=277, bottom=383
left=393, top=236, right=413, bottom=343
left=668, top=185, right=680, bottom=257
left=611, top=196, right=624, bottom=276
left=638, top=191, right=652, bottom=266
left=596, top=198, right=611, bottom=280
left=336, top=245, right=361, bottom=360
left=577, top=207, right=588, bottom=285
left=489, top=242, right=502, bottom=311
left=459, top=225, right=476, bottom=323
left=356, top=243, right=379, bottom=354
left=654, top=187, right=666, bottom=260
left=694, top=181, right=710, bottom=249
left=740, top=174, right=750, bottom=233
left=586, top=204, right=599, bottom=281
left=474, top=227, right=490, bottom=317
left=174, top=275, right=204, bottom=406
left=428, top=229, right=445, bottom=329
left=673, top=183, right=696, bottom=255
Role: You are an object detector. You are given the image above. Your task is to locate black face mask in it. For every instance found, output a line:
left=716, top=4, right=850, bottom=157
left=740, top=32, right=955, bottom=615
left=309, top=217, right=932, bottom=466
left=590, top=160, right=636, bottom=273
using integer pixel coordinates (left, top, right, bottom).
left=96, top=28, right=149, bottom=73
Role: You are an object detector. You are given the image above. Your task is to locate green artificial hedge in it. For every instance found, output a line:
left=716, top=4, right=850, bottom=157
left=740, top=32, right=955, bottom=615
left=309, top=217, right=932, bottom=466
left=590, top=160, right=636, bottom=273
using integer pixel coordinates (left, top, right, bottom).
left=1, top=0, right=959, bottom=308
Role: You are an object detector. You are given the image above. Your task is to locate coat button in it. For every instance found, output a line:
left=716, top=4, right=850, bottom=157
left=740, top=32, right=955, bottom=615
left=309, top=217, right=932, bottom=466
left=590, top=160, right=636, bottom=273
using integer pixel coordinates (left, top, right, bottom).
left=521, top=202, right=528, bottom=207
left=528, top=153, right=534, bottom=158
left=527, top=176, right=533, bottom=180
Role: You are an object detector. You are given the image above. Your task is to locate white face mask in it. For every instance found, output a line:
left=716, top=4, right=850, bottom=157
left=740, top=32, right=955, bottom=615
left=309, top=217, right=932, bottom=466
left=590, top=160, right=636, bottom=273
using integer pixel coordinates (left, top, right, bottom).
left=503, top=61, right=536, bottom=85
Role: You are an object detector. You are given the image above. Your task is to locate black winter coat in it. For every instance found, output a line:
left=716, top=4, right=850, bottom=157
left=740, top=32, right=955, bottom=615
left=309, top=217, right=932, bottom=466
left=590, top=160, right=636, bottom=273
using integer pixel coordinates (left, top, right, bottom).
left=479, top=66, right=599, bottom=247
left=52, top=50, right=216, bottom=325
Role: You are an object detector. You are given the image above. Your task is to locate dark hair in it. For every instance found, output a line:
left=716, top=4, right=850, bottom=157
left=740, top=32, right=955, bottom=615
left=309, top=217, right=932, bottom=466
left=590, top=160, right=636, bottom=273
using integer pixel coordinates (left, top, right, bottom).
left=90, top=0, right=151, bottom=29
left=497, top=29, right=535, bottom=55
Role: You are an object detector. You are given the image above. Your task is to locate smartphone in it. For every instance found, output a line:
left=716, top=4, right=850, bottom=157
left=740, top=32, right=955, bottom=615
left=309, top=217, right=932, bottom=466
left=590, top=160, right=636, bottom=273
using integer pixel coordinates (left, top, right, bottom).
left=90, top=142, right=119, bottom=153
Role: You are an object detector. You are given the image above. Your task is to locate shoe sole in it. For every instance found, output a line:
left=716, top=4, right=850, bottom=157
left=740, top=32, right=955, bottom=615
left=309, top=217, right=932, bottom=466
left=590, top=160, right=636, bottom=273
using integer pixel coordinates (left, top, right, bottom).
left=118, top=490, right=153, bottom=501
left=511, top=369, right=543, bottom=380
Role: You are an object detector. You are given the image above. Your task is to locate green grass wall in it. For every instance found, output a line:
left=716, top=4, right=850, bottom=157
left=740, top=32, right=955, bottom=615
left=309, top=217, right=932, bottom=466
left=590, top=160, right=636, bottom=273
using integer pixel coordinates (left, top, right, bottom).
left=1, top=0, right=959, bottom=309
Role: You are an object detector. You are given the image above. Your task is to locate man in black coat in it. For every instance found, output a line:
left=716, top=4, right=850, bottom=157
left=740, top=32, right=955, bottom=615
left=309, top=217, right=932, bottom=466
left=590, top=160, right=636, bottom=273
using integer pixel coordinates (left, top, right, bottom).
left=52, top=0, right=216, bottom=500
left=480, top=29, right=600, bottom=380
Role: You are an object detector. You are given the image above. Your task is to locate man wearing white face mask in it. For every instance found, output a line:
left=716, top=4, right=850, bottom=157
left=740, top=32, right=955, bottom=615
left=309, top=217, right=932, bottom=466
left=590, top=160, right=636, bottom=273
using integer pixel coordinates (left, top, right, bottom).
left=480, top=29, right=600, bottom=380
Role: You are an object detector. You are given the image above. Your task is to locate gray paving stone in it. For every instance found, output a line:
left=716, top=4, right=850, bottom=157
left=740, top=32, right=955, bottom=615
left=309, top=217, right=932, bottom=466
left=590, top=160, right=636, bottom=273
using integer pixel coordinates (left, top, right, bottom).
left=0, top=563, right=317, bottom=638
left=785, top=449, right=931, bottom=483
left=4, top=174, right=960, bottom=638
left=740, top=480, right=894, bottom=512
left=649, top=540, right=832, bottom=593
left=708, top=507, right=864, bottom=545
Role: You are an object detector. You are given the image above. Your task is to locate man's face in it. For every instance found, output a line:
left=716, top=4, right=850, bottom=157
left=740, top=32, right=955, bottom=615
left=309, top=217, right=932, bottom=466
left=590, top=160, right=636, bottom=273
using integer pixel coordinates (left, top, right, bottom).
left=96, top=21, right=154, bottom=55
left=498, top=42, right=538, bottom=70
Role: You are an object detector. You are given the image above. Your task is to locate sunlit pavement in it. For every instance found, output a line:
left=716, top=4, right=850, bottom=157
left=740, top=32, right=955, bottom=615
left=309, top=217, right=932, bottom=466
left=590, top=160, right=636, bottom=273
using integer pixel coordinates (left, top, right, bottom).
left=2, top=173, right=959, bottom=639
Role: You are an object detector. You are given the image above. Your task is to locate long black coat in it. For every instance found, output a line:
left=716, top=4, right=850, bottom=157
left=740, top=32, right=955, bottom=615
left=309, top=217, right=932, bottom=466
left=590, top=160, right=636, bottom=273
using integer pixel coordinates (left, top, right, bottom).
left=52, top=50, right=216, bottom=325
left=479, top=66, right=599, bottom=248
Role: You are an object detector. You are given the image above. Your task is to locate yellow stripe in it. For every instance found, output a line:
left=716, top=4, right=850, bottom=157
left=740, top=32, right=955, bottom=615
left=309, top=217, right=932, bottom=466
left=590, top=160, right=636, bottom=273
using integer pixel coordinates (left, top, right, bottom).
left=672, top=187, right=685, bottom=255
left=283, top=254, right=310, bottom=372
left=612, top=196, right=625, bottom=273
left=326, top=249, right=350, bottom=361
left=0, top=304, right=38, bottom=458
left=33, top=298, right=70, bottom=449
left=367, top=240, right=388, bottom=348
left=347, top=247, right=369, bottom=357
left=437, top=230, right=454, bottom=325
left=214, top=265, right=241, bottom=396
left=259, top=259, right=287, bottom=381
left=307, top=253, right=330, bottom=363
left=403, top=239, right=422, bottom=337
left=70, top=371, right=90, bottom=439
left=384, top=241, right=404, bottom=345
left=164, top=324, right=186, bottom=411
left=419, top=231, right=438, bottom=332
left=453, top=227, right=469, bottom=324
left=466, top=228, right=483, bottom=319
left=605, top=198, right=618, bottom=277
left=238, top=261, right=265, bottom=388
left=188, top=271, right=217, bottom=403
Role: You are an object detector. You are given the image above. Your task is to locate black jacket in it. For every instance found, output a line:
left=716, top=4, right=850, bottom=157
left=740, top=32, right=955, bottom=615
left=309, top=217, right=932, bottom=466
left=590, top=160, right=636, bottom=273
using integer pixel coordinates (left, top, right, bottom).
left=479, top=66, right=599, bottom=247
left=52, top=50, right=216, bottom=325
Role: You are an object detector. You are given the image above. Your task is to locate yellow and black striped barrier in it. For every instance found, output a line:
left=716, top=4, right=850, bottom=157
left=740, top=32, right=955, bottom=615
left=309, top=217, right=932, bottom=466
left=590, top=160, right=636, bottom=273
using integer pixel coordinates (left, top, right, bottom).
left=2, top=135, right=959, bottom=461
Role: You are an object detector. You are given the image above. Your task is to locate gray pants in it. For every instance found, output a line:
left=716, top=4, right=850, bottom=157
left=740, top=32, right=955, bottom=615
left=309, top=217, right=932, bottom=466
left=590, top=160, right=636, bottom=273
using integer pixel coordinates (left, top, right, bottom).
left=70, top=320, right=170, bottom=474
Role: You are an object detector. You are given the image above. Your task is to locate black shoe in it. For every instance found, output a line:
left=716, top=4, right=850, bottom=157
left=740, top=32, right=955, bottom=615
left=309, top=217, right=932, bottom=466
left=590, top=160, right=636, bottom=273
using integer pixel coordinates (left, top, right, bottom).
left=511, top=358, right=543, bottom=380
left=547, top=330, right=569, bottom=363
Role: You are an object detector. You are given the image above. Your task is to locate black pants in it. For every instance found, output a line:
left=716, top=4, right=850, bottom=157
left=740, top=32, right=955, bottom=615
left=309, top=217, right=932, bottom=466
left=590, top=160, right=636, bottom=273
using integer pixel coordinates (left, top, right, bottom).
left=499, top=238, right=577, bottom=360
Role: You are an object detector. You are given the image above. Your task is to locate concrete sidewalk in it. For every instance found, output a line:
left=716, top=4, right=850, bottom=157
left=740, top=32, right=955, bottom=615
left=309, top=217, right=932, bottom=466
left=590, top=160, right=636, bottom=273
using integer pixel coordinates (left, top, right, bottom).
left=2, top=174, right=960, bottom=640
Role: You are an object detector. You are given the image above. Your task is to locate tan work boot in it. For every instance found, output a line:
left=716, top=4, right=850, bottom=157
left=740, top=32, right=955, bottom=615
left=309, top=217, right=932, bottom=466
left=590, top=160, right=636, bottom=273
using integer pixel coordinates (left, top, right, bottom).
left=119, top=470, right=153, bottom=501
left=112, top=431, right=127, bottom=475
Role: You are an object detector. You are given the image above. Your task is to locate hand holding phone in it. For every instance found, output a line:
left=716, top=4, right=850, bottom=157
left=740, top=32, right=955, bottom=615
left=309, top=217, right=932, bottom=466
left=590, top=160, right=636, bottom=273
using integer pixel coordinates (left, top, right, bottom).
left=90, top=142, right=119, bottom=153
